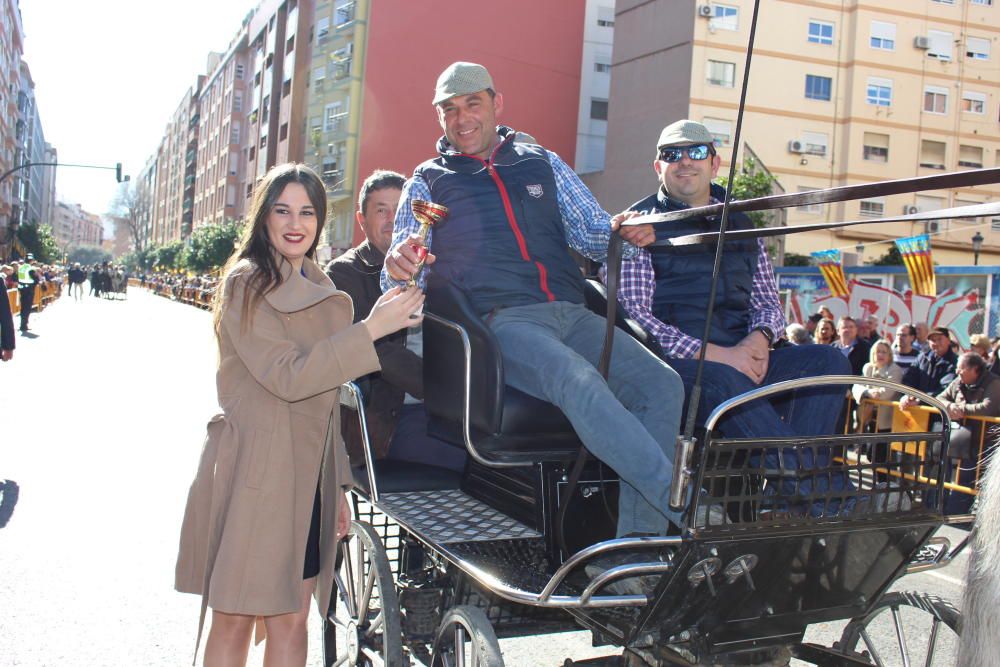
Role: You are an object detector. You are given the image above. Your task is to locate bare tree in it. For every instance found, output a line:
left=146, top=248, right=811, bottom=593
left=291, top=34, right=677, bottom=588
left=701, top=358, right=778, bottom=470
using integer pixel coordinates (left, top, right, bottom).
left=108, top=180, right=149, bottom=254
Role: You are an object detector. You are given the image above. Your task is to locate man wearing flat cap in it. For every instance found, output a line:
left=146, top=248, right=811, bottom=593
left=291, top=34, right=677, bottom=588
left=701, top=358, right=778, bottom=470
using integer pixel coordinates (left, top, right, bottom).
left=606, top=119, right=852, bottom=507
left=383, top=61, right=690, bottom=541
left=899, top=326, right=959, bottom=404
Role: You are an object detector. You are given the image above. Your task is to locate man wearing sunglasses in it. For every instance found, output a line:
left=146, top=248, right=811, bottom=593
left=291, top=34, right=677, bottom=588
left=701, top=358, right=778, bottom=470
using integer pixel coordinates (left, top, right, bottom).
left=607, top=120, right=852, bottom=511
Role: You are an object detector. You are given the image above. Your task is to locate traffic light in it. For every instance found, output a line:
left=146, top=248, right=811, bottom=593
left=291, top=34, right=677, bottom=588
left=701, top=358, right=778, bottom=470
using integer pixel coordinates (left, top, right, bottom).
left=116, top=162, right=123, bottom=183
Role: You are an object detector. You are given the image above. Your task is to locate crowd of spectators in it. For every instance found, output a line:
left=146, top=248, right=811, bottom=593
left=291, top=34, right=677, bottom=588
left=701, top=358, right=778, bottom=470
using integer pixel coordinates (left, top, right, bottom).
left=141, top=272, right=219, bottom=308
left=787, top=309, right=1000, bottom=510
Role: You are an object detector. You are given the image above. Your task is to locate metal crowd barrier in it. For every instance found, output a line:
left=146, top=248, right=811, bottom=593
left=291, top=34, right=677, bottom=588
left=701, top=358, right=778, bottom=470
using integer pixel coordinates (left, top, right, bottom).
left=850, top=397, right=999, bottom=497
left=6, top=281, right=63, bottom=316
left=136, top=280, right=215, bottom=310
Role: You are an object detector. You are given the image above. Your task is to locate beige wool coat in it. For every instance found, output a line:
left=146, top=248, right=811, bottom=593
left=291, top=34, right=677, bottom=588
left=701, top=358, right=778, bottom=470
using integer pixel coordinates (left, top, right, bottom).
left=175, top=256, right=380, bottom=641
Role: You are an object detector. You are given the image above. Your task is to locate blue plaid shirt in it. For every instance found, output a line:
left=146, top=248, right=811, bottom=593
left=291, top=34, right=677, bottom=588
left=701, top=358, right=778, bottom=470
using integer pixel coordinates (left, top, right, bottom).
left=381, top=143, right=635, bottom=291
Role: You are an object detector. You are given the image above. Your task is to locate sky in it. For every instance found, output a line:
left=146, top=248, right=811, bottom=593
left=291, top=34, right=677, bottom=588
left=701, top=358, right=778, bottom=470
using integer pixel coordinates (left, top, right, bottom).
left=18, top=0, right=258, bottom=226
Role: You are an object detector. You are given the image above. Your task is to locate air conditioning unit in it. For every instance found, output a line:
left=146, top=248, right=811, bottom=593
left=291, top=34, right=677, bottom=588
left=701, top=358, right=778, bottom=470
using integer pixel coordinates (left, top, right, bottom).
left=914, top=36, right=930, bottom=49
left=926, top=220, right=941, bottom=234
left=788, top=139, right=805, bottom=154
left=903, top=205, right=919, bottom=215
left=698, top=4, right=713, bottom=17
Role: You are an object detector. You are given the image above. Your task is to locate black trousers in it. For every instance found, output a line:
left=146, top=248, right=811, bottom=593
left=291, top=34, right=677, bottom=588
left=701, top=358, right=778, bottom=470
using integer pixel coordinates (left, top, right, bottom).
left=18, top=285, right=35, bottom=331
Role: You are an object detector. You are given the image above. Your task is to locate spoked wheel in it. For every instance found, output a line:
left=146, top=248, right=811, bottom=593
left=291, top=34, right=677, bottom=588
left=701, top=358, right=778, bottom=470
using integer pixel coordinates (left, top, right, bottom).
left=836, top=591, right=961, bottom=666
left=323, top=521, right=403, bottom=666
left=430, top=605, right=503, bottom=667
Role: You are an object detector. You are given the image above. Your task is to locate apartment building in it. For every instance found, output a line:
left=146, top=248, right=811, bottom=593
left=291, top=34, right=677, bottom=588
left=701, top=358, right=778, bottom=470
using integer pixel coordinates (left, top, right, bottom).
left=575, top=1, right=617, bottom=175
left=589, top=0, right=999, bottom=266
left=151, top=80, right=204, bottom=244
left=193, top=33, right=251, bottom=230
left=14, top=61, right=55, bottom=231
left=0, top=0, right=25, bottom=237
left=241, top=0, right=315, bottom=206
left=307, top=0, right=588, bottom=258
left=52, top=200, right=103, bottom=248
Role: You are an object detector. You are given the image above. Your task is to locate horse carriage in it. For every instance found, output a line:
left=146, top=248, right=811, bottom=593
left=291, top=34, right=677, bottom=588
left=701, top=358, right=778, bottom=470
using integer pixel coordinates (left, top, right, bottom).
left=317, top=164, right=999, bottom=664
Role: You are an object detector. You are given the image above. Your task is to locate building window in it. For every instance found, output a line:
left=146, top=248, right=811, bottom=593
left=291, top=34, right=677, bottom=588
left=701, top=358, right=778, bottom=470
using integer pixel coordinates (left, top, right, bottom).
left=870, top=20, right=895, bottom=50
left=229, top=152, right=239, bottom=177
left=324, top=102, right=344, bottom=132
left=866, top=77, right=892, bottom=106
left=710, top=3, right=739, bottom=30
left=863, top=132, right=889, bottom=162
left=702, top=117, right=732, bottom=146
left=230, top=121, right=240, bottom=145
left=707, top=60, right=735, bottom=87
left=594, top=60, right=611, bottom=74
left=927, top=30, right=953, bottom=60
left=967, top=36, right=991, bottom=60
left=335, top=0, right=355, bottom=26
left=313, top=66, right=326, bottom=84
left=970, top=0, right=992, bottom=5
left=597, top=6, right=614, bottom=27
left=805, top=74, right=832, bottom=101
left=923, top=86, right=949, bottom=114
left=333, top=45, right=353, bottom=80
left=808, top=20, right=833, bottom=45
left=931, top=0, right=955, bottom=4
left=279, top=123, right=288, bottom=142
left=962, top=91, right=987, bottom=114
left=235, top=63, right=245, bottom=80
left=802, top=130, right=828, bottom=156
left=316, top=17, right=330, bottom=39
left=859, top=199, right=885, bottom=217
left=959, top=145, right=983, bottom=168
left=919, top=140, right=946, bottom=169
left=233, top=91, right=243, bottom=113
left=282, top=79, right=291, bottom=97
left=590, top=98, right=609, bottom=121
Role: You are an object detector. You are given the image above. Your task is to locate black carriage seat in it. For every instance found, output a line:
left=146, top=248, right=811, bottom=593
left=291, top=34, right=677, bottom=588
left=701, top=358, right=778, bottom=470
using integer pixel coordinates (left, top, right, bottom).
left=423, top=279, right=582, bottom=465
left=581, top=278, right=662, bottom=357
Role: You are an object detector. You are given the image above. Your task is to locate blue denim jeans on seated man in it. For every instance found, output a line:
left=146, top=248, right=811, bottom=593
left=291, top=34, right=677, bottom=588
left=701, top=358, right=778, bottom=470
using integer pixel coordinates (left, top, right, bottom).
left=664, top=344, right=854, bottom=510
left=489, top=301, right=685, bottom=537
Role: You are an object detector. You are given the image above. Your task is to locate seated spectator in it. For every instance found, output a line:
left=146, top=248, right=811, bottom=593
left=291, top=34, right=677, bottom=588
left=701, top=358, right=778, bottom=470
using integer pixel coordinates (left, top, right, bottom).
left=970, top=334, right=991, bottom=359
left=785, top=323, right=811, bottom=345
left=900, top=326, right=958, bottom=398
left=814, top=317, right=836, bottom=345
left=852, top=340, right=904, bottom=433
left=834, top=316, right=870, bottom=375
left=328, top=169, right=465, bottom=472
left=892, top=323, right=920, bottom=370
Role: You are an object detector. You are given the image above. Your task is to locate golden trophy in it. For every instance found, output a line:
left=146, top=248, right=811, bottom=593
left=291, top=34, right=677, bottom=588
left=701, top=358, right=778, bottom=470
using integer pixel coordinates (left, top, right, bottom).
left=407, top=199, right=448, bottom=288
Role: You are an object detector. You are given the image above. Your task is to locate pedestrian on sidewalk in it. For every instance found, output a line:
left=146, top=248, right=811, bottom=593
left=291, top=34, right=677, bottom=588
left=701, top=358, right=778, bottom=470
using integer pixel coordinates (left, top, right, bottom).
left=175, top=163, right=423, bottom=667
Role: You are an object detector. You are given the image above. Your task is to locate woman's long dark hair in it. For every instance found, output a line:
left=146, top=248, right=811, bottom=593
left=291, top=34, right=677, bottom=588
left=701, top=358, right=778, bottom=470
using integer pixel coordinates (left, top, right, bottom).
left=212, top=163, right=327, bottom=338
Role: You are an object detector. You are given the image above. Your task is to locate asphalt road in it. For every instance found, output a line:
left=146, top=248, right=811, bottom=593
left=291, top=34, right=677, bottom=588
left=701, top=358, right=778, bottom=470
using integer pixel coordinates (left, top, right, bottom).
left=0, top=288, right=970, bottom=666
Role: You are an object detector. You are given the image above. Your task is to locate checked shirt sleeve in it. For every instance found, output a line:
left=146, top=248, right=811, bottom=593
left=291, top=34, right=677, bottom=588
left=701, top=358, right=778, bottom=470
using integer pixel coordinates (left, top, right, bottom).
left=748, top=238, right=787, bottom=337
left=381, top=176, right=433, bottom=292
left=547, top=151, right=637, bottom=262
left=607, top=249, right=703, bottom=359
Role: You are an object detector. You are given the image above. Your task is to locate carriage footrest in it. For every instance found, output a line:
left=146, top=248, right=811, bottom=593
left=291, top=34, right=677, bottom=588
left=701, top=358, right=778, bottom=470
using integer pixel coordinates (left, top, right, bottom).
left=379, top=489, right=541, bottom=543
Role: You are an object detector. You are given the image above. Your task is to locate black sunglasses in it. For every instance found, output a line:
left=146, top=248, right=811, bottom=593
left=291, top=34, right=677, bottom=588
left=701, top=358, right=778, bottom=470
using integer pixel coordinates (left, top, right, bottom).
left=658, top=144, right=714, bottom=163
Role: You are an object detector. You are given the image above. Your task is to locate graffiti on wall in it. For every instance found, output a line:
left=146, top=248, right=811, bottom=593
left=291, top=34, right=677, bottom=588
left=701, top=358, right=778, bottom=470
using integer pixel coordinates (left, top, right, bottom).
left=781, top=274, right=987, bottom=348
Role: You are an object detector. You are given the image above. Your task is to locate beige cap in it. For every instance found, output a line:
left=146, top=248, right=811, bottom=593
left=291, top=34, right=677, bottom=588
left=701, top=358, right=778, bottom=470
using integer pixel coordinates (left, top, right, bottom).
left=432, top=62, right=494, bottom=105
left=657, top=119, right=715, bottom=149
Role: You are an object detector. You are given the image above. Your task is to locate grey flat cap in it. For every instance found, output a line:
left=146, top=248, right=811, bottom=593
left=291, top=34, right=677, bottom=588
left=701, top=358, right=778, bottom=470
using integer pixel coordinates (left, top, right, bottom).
left=657, top=119, right=715, bottom=149
left=433, top=62, right=494, bottom=105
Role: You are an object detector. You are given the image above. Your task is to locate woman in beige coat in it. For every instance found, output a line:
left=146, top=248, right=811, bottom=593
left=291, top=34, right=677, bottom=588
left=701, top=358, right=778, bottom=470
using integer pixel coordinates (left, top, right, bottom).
left=175, top=163, right=423, bottom=666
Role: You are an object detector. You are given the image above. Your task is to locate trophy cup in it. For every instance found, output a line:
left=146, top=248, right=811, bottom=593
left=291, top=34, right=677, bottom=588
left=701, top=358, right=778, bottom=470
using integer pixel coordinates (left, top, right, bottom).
left=407, top=199, right=448, bottom=288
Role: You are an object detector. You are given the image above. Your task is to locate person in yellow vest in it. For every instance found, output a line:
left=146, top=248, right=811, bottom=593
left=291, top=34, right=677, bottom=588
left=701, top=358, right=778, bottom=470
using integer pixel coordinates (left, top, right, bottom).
left=17, top=254, right=39, bottom=334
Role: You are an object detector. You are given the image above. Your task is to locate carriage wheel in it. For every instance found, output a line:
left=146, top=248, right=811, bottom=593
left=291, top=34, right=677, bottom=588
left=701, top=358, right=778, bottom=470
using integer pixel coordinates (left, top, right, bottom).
left=323, top=521, right=403, bottom=667
left=836, top=591, right=961, bottom=666
left=430, top=605, right=503, bottom=667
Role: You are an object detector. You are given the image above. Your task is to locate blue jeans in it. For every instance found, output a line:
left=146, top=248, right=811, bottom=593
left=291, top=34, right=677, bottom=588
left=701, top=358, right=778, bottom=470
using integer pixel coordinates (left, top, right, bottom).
left=665, top=344, right=853, bottom=499
left=489, top=302, right=684, bottom=536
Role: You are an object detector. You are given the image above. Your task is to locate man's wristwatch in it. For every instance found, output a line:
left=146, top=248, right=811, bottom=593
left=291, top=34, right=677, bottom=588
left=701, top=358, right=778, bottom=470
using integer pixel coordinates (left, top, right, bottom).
left=752, top=325, right=776, bottom=347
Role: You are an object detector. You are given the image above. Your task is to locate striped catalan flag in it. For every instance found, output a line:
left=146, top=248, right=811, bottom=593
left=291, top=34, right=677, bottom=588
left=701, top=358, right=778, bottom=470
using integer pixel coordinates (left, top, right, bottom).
left=810, top=249, right=850, bottom=297
left=894, top=234, right=936, bottom=296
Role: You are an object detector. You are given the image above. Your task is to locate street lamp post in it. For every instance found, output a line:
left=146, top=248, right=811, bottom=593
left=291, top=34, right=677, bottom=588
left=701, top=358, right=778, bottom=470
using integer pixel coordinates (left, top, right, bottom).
left=972, top=231, right=984, bottom=266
